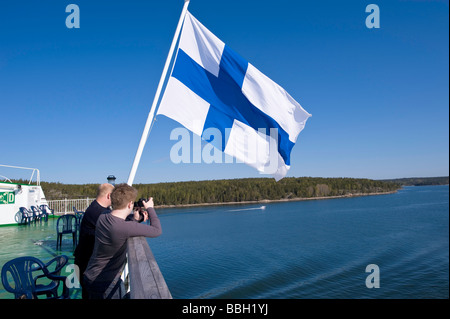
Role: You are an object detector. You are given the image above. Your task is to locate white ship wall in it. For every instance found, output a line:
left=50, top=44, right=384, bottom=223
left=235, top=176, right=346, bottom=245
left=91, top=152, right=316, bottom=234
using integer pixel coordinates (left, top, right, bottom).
left=0, top=182, right=48, bottom=225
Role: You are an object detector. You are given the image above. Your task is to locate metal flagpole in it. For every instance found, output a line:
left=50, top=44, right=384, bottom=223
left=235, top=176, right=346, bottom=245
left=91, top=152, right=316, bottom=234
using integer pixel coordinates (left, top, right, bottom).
left=127, top=0, right=190, bottom=186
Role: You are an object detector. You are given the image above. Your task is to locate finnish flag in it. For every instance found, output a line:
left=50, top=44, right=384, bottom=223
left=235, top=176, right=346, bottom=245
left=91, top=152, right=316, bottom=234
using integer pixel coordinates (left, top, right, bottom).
left=157, top=12, right=311, bottom=181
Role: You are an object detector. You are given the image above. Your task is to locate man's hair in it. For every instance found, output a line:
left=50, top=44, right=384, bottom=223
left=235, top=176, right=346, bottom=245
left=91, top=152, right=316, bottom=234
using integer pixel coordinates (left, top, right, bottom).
left=110, top=183, right=138, bottom=210
left=97, top=183, right=114, bottom=198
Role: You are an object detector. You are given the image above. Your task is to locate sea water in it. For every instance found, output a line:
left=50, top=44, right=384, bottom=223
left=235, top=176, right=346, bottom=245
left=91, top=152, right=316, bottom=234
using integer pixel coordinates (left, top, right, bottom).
left=150, top=185, right=449, bottom=299
left=0, top=185, right=448, bottom=299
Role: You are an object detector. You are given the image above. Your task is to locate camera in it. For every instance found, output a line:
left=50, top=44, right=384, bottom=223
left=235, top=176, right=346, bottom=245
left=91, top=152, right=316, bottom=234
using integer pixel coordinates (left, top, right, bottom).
left=133, top=198, right=147, bottom=223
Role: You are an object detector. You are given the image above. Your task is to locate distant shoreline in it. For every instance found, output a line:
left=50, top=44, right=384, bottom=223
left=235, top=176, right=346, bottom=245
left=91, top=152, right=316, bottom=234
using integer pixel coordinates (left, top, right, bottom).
left=154, top=190, right=399, bottom=209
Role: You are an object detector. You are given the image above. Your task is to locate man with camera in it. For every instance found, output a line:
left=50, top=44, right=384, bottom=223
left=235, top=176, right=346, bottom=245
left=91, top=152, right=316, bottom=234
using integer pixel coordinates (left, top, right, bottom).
left=83, top=183, right=162, bottom=299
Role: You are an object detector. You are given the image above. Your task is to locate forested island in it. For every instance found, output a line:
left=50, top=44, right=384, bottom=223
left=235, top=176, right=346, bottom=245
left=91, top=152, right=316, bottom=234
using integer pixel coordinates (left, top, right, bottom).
left=381, top=176, right=449, bottom=186
left=36, top=177, right=405, bottom=205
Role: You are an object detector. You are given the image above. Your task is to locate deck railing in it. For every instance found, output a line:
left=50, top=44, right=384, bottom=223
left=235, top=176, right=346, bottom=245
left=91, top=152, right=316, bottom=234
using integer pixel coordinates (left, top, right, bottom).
left=125, top=237, right=172, bottom=299
left=46, top=198, right=94, bottom=214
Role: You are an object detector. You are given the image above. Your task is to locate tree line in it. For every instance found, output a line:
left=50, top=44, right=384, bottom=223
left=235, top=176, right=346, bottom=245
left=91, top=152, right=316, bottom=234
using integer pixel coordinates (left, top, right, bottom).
left=380, top=176, right=449, bottom=186
left=14, top=177, right=404, bottom=205
left=134, top=177, right=400, bottom=205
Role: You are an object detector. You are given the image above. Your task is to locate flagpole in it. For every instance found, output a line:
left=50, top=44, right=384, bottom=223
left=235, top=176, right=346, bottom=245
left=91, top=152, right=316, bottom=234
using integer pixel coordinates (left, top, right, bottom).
left=127, top=0, right=190, bottom=186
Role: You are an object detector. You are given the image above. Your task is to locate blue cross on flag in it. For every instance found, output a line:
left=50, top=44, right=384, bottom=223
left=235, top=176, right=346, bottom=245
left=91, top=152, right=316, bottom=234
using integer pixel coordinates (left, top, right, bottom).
left=157, top=11, right=311, bottom=181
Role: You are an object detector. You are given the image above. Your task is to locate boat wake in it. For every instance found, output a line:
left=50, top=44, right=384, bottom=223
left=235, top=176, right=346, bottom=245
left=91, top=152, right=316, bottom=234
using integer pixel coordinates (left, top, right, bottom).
left=228, top=205, right=266, bottom=212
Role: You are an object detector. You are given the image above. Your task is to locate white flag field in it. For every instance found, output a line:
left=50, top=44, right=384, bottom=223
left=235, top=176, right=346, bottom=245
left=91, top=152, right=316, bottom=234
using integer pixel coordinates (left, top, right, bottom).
left=156, top=11, right=311, bottom=181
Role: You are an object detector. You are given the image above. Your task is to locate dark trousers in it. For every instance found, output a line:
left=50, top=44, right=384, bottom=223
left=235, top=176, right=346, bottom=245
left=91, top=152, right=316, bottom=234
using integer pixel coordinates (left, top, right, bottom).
left=84, top=277, right=126, bottom=299
left=74, top=258, right=89, bottom=299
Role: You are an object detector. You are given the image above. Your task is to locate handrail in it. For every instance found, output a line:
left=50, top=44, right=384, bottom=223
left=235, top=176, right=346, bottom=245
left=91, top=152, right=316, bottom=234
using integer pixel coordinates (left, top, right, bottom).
left=0, top=164, right=40, bottom=185
left=126, top=237, right=172, bottom=299
left=0, top=175, right=12, bottom=183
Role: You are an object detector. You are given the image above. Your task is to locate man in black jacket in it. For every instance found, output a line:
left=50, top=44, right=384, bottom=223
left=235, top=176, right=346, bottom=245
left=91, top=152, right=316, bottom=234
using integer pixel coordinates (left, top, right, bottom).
left=74, top=183, right=114, bottom=299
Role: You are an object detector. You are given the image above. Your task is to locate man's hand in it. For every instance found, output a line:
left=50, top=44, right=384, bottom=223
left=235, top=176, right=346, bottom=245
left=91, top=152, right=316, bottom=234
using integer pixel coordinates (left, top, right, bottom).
left=133, top=208, right=148, bottom=222
left=142, top=197, right=154, bottom=209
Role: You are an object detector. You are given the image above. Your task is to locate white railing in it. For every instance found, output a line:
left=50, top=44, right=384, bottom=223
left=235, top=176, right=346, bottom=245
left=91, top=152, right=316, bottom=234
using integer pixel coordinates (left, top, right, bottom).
left=0, top=164, right=40, bottom=185
left=46, top=198, right=94, bottom=214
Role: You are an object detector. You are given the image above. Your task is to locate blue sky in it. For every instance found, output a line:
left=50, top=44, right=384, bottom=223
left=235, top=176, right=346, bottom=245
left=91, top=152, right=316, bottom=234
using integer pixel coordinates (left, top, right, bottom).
left=0, top=0, right=448, bottom=184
